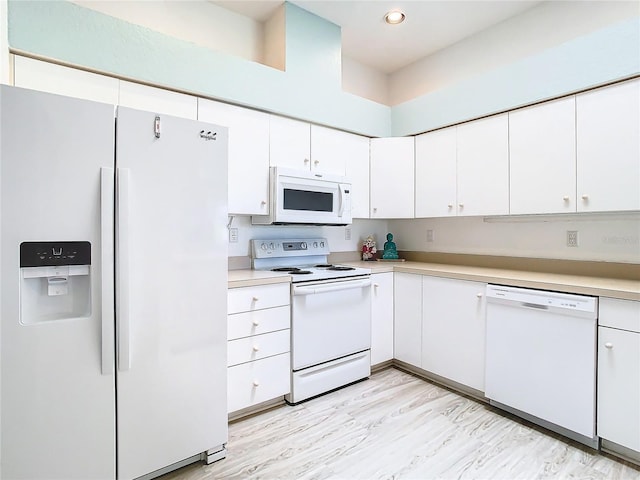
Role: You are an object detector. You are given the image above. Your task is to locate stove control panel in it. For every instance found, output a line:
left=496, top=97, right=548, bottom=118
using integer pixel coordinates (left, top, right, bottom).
left=252, top=238, right=330, bottom=258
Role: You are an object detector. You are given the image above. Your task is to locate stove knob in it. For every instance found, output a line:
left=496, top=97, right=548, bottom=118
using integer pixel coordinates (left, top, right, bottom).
left=313, top=241, right=318, bottom=248
left=260, top=243, right=268, bottom=251
left=301, top=242, right=307, bottom=249
left=320, top=241, right=325, bottom=248
left=269, top=242, right=275, bottom=250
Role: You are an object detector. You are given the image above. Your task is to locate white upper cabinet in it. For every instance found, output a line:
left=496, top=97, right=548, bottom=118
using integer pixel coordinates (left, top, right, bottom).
left=118, top=81, right=197, bottom=119
left=509, top=96, right=576, bottom=215
left=198, top=99, right=270, bottom=215
left=415, top=127, right=457, bottom=218
left=342, top=133, right=371, bottom=219
left=370, top=137, right=415, bottom=218
left=13, top=56, right=119, bottom=105
left=310, top=125, right=352, bottom=176
left=269, top=118, right=356, bottom=177
left=457, top=114, right=509, bottom=216
left=577, top=79, right=640, bottom=212
left=269, top=116, right=311, bottom=171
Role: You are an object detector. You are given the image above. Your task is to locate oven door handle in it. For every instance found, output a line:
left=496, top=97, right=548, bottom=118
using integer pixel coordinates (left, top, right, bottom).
left=293, top=278, right=371, bottom=296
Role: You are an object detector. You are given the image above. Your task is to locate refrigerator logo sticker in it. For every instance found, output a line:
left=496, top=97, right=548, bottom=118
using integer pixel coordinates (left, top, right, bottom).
left=199, top=130, right=217, bottom=141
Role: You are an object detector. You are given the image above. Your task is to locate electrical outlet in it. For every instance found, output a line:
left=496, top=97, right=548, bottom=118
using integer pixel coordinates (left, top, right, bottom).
left=229, top=227, right=239, bottom=243
left=345, top=227, right=351, bottom=241
left=567, top=230, right=578, bottom=247
left=426, top=229, right=434, bottom=242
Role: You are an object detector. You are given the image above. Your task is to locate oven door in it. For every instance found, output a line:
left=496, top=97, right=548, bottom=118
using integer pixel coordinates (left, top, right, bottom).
left=291, top=277, right=371, bottom=370
left=274, top=169, right=352, bottom=225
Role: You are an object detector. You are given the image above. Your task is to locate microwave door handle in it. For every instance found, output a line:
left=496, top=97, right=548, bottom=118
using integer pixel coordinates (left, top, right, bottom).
left=338, top=184, right=346, bottom=217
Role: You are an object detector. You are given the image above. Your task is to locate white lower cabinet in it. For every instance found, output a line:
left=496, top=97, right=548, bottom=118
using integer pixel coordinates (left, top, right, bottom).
left=597, top=298, right=640, bottom=455
left=421, top=277, right=487, bottom=392
left=393, top=273, right=422, bottom=367
left=371, top=272, right=394, bottom=365
left=227, top=283, right=291, bottom=414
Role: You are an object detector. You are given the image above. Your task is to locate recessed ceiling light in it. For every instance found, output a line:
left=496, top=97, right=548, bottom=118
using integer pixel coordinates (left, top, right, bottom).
left=384, top=10, right=405, bottom=25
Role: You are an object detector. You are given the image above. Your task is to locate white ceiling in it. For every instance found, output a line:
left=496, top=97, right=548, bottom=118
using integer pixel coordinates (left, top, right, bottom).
left=213, top=0, right=544, bottom=74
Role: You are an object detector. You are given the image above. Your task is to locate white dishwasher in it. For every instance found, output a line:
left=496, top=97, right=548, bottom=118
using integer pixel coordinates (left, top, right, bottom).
left=485, top=285, right=598, bottom=448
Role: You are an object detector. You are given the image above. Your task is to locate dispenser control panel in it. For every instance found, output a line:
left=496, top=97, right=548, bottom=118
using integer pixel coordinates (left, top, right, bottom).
left=20, top=241, right=91, bottom=267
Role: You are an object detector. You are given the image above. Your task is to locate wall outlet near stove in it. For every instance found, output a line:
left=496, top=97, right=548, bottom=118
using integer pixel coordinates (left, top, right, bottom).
left=345, top=226, right=351, bottom=241
left=229, top=227, right=239, bottom=243
left=426, top=229, right=435, bottom=242
left=567, top=230, right=578, bottom=247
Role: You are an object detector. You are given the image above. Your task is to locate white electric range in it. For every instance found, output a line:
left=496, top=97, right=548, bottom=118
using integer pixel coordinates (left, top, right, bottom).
left=252, top=238, right=372, bottom=404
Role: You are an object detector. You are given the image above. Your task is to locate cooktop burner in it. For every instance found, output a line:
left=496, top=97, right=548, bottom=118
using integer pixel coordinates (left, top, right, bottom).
left=328, top=266, right=355, bottom=271
left=290, top=270, right=312, bottom=275
left=271, top=267, right=301, bottom=272
left=314, top=264, right=333, bottom=268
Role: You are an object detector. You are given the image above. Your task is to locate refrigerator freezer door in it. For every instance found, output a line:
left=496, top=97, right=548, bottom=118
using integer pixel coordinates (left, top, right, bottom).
left=0, top=86, right=117, bottom=478
left=115, top=107, right=228, bottom=479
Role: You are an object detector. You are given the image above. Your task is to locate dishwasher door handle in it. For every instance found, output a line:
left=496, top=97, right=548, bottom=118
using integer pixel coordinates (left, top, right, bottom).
left=521, top=302, right=549, bottom=310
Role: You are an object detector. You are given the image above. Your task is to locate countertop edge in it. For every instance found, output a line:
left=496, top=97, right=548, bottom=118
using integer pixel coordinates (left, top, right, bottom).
left=228, top=263, right=640, bottom=300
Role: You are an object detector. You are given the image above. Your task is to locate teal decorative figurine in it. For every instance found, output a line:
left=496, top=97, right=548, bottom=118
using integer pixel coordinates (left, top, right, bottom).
left=382, top=233, right=399, bottom=259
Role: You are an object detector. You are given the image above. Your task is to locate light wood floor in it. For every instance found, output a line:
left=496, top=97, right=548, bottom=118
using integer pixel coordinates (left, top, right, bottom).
left=163, top=368, right=640, bottom=479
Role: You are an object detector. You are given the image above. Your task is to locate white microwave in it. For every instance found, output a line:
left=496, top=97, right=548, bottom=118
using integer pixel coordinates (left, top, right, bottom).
left=251, top=167, right=352, bottom=226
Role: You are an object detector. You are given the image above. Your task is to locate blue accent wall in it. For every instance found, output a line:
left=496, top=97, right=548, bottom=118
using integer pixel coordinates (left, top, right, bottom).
left=7, top=1, right=639, bottom=137
left=7, top=1, right=391, bottom=137
left=391, top=17, right=640, bottom=136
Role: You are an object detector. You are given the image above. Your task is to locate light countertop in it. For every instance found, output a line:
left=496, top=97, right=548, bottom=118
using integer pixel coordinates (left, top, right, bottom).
left=229, top=261, right=640, bottom=301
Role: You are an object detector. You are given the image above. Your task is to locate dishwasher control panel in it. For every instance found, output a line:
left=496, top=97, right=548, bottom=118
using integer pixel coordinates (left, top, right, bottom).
left=486, top=285, right=598, bottom=315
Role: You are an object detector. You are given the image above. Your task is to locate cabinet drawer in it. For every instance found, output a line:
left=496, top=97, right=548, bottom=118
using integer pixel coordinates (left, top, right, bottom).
left=228, top=329, right=290, bottom=367
left=227, top=306, right=290, bottom=341
left=228, top=353, right=290, bottom=413
left=228, top=284, right=290, bottom=314
left=599, top=298, right=640, bottom=333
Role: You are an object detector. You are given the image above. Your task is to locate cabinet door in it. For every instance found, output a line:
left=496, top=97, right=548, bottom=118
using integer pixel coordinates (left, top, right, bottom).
left=393, top=273, right=422, bottom=367
left=597, top=326, right=640, bottom=452
left=13, top=56, right=119, bottom=104
left=421, top=277, right=486, bottom=391
left=118, top=80, right=197, bottom=120
left=310, top=125, right=348, bottom=176
left=371, top=272, right=394, bottom=365
left=457, top=114, right=509, bottom=216
left=344, top=134, right=371, bottom=219
left=577, top=79, right=640, bottom=212
left=509, top=96, right=576, bottom=214
left=415, top=127, right=456, bottom=218
left=370, top=137, right=415, bottom=218
left=198, top=99, right=270, bottom=215
left=269, top=116, right=311, bottom=170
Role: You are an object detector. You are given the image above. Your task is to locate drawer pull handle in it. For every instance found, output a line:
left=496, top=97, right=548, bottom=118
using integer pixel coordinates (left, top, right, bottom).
left=373, top=283, right=380, bottom=288
left=252, top=320, right=260, bottom=327
left=476, top=293, right=483, bottom=298
left=252, top=345, right=260, bottom=352
left=253, top=380, right=260, bottom=387
left=252, top=296, right=259, bottom=302
left=604, top=342, right=613, bottom=349
left=448, top=203, right=453, bottom=208
left=581, top=194, right=589, bottom=200
left=563, top=196, right=570, bottom=202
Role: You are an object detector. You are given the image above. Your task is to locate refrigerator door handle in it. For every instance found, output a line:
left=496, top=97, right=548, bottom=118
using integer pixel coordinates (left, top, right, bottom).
left=101, top=167, right=115, bottom=375
left=116, top=167, right=131, bottom=371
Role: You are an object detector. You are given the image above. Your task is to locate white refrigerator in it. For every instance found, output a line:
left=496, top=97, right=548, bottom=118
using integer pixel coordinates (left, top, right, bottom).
left=0, top=85, right=228, bottom=479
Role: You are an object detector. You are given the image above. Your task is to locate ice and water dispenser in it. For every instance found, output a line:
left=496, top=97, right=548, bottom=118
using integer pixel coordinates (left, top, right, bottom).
left=20, top=242, right=92, bottom=324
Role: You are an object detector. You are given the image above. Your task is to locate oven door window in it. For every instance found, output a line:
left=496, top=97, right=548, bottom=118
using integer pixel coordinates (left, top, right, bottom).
left=283, top=188, right=333, bottom=212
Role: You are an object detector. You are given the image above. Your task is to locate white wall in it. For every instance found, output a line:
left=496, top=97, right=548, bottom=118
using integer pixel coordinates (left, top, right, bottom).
left=388, top=216, right=640, bottom=263
left=70, top=0, right=266, bottom=65
left=228, top=217, right=389, bottom=258
left=342, top=56, right=389, bottom=105
left=389, top=1, right=640, bottom=106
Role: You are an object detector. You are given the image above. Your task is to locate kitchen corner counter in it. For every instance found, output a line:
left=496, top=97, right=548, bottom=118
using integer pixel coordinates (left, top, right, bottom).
left=228, top=270, right=292, bottom=289
left=342, top=260, right=640, bottom=301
